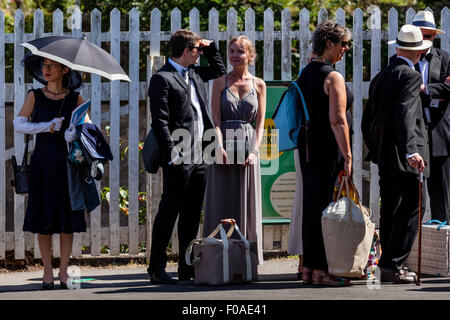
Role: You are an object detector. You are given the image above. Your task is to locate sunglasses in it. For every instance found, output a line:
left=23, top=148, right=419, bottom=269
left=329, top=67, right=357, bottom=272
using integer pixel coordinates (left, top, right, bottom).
left=340, top=41, right=351, bottom=47
left=190, top=46, right=203, bottom=52
left=422, top=34, right=434, bottom=39
left=41, top=63, right=59, bottom=69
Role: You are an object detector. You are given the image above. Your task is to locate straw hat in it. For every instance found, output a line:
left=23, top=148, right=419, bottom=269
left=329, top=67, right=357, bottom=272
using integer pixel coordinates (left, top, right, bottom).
left=412, top=10, right=445, bottom=34
left=388, top=24, right=432, bottom=51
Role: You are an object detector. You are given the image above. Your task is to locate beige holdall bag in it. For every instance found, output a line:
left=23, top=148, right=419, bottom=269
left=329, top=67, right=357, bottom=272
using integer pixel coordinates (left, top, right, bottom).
left=321, top=176, right=375, bottom=278
left=185, top=219, right=258, bottom=285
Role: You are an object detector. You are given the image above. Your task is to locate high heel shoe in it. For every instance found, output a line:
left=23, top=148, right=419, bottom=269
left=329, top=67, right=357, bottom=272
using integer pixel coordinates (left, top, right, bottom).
left=58, top=272, right=69, bottom=289
left=42, top=281, right=55, bottom=290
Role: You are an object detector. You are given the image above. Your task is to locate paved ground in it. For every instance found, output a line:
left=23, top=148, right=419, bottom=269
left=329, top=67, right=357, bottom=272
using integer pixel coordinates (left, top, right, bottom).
left=1, top=257, right=449, bottom=301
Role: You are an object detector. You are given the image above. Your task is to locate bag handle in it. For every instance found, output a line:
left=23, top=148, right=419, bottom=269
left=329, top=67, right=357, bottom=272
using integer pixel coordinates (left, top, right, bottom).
left=207, top=219, right=236, bottom=239
left=425, top=219, right=447, bottom=230
left=335, top=176, right=367, bottom=219
left=185, top=239, right=201, bottom=266
left=221, top=219, right=252, bottom=282
left=21, top=106, right=36, bottom=166
left=347, top=177, right=369, bottom=216
left=21, top=134, right=30, bottom=166
left=335, top=176, right=351, bottom=202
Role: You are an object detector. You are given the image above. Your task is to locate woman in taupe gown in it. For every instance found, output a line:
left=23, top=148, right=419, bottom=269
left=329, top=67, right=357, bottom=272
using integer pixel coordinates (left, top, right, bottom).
left=203, top=36, right=266, bottom=264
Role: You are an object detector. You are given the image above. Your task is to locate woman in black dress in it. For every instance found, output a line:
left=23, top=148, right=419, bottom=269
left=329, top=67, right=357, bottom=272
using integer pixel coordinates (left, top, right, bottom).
left=13, top=58, right=89, bottom=289
left=296, top=21, right=353, bottom=286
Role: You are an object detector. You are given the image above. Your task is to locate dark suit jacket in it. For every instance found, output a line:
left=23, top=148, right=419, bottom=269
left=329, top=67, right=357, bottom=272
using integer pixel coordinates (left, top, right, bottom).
left=362, top=57, right=430, bottom=177
left=148, top=41, right=226, bottom=164
left=416, top=47, right=450, bottom=157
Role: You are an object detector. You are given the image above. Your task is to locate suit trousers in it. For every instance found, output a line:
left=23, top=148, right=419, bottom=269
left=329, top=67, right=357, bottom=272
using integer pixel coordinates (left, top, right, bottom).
left=378, top=168, right=426, bottom=270
left=148, top=163, right=207, bottom=274
left=428, top=156, right=450, bottom=222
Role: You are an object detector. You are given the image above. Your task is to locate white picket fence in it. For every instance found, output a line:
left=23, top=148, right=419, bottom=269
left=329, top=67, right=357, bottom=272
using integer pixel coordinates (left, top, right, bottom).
left=0, top=6, right=449, bottom=261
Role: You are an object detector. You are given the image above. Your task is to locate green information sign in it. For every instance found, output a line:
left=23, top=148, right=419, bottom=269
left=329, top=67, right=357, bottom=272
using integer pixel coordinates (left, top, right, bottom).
left=260, top=84, right=296, bottom=220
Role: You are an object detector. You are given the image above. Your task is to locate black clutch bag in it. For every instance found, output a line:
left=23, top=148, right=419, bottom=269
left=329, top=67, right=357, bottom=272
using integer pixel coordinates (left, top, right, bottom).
left=11, top=134, right=31, bottom=194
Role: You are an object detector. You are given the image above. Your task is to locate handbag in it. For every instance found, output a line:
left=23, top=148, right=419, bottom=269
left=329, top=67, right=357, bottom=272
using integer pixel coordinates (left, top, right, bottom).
left=185, top=219, right=258, bottom=285
left=11, top=134, right=32, bottom=194
left=68, top=140, right=87, bottom=166
left=67, top=159, right=100, bottom=212
left=141, top=129, right=160, bottom=173
left=363, top=229, right=381, bottom=280
left=321, top=176, right=375, bottom=278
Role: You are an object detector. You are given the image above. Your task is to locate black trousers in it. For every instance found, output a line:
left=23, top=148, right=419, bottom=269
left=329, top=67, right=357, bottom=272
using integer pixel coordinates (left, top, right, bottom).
left=378, top=168, right=426, bottom=270
left=300, top=156, right=341, bottom=271
left=428, top=156, right=450, bottom=222
left=148, top=163, right=207, bottom=273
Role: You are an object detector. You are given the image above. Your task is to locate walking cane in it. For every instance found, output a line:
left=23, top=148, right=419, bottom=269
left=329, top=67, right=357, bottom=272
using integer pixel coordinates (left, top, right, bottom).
left=416, top=170, right=424, bottom=286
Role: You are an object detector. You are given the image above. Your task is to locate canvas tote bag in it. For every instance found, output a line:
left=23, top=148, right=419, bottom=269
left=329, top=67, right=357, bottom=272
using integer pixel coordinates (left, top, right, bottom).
left=185, top=219, right=258, bottom=285
left=321, top=176, right=375, bottom=278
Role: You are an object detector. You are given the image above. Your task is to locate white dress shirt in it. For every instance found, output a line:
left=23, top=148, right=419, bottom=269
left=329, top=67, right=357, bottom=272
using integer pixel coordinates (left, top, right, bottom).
left=417, top=48, right=430, bottom=91
left=168, top=58, right=204, bottom=164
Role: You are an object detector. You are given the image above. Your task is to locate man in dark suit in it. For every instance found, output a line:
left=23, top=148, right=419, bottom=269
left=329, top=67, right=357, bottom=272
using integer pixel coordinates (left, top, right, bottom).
left=147, top=29, right=226, bottom=284
left=412, top=11, right=450, bottom=223
left=362, top=25, right=432, bottom=284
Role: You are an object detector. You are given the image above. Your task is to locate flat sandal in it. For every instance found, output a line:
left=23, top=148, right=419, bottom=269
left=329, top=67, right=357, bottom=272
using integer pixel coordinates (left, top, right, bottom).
left=301, top=267, right=313, bottom=284
left=315, top=272, right=352, bottom=287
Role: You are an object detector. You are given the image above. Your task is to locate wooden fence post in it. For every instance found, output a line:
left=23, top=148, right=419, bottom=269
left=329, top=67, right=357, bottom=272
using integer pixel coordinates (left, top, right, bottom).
left=128, top=8, right=140, bottom=255
left=369, top=6, right=381, bottom=225
left=13, top=9, right=25, bottom=261
left=146, top=55, right=166, bottom=261
left=0, top=10, right=5, bottom=260
left=89, top=8, right=102, bottom=257
left=109, top=8, right=121, bottom=256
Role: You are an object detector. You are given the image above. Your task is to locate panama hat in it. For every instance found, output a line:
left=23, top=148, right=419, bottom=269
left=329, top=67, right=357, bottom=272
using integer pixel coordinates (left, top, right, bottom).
left=388, top=24, right=432, bottom=51
left=412, top=10, right=445, bottom=34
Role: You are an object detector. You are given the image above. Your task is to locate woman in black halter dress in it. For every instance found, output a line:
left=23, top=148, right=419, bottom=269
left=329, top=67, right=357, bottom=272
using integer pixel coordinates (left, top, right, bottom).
left=14, top=58, right=88, bottom=289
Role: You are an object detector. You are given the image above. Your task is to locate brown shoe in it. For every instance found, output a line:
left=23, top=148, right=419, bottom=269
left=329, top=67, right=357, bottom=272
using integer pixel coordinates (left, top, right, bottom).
left=381, top=266, right=417, bottom=284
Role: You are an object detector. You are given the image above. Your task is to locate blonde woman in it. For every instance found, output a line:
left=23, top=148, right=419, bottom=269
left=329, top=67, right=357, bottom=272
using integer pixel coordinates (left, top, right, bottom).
left=203, top=36, right=266, bottom=264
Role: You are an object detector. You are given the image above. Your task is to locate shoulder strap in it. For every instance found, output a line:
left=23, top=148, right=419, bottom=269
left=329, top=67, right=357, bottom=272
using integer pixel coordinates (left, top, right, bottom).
left=225, top=73, right=228, bottom=89
left=21, top=90, right=39, bottom=166
left=22, top=134, right=30, bottom=166
left=292, top=68, right=310, bottom=125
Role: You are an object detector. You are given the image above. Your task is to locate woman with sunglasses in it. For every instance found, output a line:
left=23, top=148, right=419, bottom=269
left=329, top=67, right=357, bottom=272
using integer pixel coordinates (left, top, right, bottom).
left=294, top=20, right=353, bottom=286
left=13, top=58, right=89, bottom=290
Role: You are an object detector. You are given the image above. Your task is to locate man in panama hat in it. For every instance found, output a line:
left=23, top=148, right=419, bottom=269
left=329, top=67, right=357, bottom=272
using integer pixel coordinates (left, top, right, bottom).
left=362, top=25, right=432, bottom=284
left=412, top=10, right=450, bottom=224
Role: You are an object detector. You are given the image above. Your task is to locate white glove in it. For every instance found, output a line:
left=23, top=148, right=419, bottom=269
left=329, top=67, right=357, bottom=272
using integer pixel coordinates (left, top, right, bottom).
left=13, top=116, right=65, bottom=134
left=64, top=124, right=79, bottom=143
left=50, top=117, right=64, bottom=132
